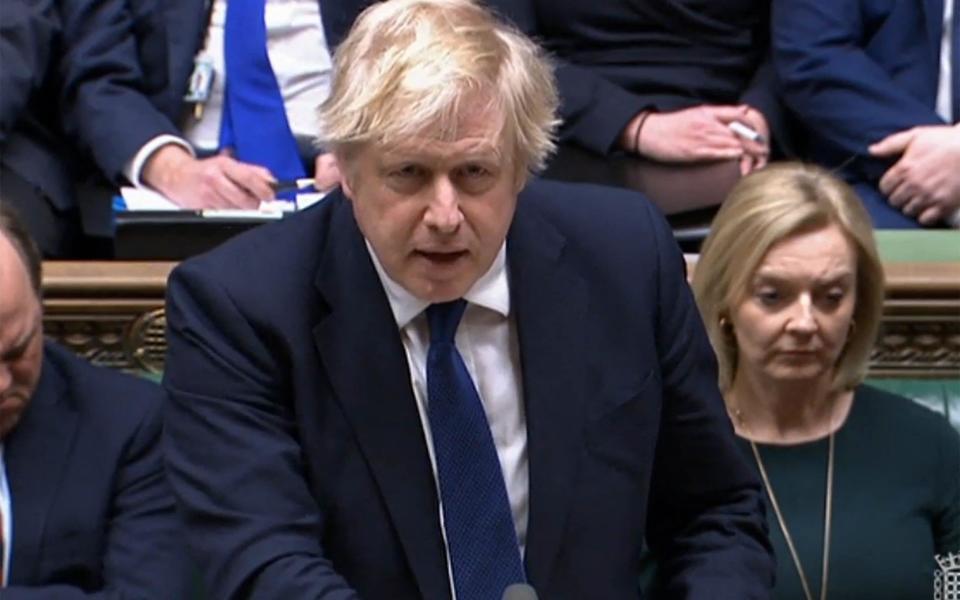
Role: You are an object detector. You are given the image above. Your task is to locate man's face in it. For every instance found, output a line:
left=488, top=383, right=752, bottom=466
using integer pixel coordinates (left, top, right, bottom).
left=341, top=102, right=522, bottom=302
left=0, top=234, right=43, bottom=439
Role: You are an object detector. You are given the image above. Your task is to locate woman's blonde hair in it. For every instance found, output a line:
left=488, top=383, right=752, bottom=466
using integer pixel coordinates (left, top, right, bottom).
left=317, top=0, right=560, bottom=181
left=692, top=162, right=885, bottom=392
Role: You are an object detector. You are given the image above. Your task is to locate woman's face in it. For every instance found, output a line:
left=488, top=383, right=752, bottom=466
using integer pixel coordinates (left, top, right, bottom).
left=730, top=224, right=858, bottom=386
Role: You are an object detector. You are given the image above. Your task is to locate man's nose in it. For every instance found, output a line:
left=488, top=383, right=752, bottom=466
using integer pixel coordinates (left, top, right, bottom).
left=423, top=178, right=464, bottom=233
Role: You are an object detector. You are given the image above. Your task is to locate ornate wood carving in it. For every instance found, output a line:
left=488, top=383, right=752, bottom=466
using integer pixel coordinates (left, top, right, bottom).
left=870, top=261, right=960, bottom=378
left=42, top=262, right=173, bottom=375
left=41, top=259, right=960, bottom=378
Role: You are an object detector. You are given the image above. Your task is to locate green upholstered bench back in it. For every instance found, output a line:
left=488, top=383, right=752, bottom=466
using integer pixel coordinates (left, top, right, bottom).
left=867, top=378, right=960, bottom=435
left=874, top=231, right=960, bottom=262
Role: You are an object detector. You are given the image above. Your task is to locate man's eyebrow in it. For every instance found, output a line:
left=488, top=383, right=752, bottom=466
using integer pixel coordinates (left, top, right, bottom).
left=382, top=137, right=503, bottom=159
left=1, top=318, right=40, bottom=359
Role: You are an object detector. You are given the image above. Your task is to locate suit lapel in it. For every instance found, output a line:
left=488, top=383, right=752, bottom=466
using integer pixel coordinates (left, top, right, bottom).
left=5, top=349, right=79, bottom=583
left=507, top=198, right=589, bottom=588
left=311, top=197, right=451, bottom=600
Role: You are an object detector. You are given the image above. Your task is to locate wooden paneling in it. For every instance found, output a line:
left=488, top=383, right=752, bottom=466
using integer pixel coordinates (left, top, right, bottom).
left=870, top=262, right=960, bottom=378
left=41, top=259, right=960, bottom=378
left=42, top=262, right=173, bottom=375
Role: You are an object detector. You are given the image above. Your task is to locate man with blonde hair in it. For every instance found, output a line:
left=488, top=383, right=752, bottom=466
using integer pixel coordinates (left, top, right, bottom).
left=162, top=1, right=775, bottom=598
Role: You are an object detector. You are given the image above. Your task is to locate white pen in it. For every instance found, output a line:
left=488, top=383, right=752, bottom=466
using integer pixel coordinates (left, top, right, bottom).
left=729, top=121, right=766, bottom=144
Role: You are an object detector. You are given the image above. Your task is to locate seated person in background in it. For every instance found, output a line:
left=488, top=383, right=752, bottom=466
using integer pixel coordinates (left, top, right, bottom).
left=0, top=0, right=93, bottom=257
left=0, top=204, right=187, bottom=597
left=774, top=0, right=960, bottom=228
left=55, top=0, right=373, bottom=232
left=486, top=0, right=782, bottom=209
left=692, top=163, right=960, bottom=599
left=161, top=0, right=775, bottom=597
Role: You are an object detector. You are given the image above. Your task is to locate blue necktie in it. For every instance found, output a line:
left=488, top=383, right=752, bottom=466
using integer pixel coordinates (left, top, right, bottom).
left=220, top=0, right=305, bottom=193
left=426, top=300, right=525, bottom=600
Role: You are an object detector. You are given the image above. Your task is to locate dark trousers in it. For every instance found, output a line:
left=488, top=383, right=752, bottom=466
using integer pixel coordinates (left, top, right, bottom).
left=853, top=181, right=926, bottom=229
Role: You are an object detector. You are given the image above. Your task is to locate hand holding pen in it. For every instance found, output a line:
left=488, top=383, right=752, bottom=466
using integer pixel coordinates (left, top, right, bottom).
left=269, top=153, right=342, bottom=196
left=629, top=105, right=758, bottom=165
left=727, top=105, right=770, bottom=175
left=143, top=146, right=274, bottom=210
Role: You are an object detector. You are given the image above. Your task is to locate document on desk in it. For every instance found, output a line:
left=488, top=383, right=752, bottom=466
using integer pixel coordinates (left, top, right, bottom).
left=117, top=187, right=328, bottom=217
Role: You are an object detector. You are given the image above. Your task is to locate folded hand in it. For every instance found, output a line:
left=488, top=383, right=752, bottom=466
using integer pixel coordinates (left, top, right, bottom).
left=869, top=124, right=960, bottom=225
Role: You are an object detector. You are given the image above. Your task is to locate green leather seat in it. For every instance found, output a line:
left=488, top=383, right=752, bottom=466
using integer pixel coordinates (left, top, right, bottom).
left=866, top=378, right=960, bottom=435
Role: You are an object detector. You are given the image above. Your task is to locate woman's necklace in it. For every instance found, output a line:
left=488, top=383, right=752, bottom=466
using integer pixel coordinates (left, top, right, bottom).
left=734, top=408, right=835, bottom=600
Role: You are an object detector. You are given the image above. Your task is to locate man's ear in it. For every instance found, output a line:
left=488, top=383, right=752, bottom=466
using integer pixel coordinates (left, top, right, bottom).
left=333, top=148, right=356, bottom=200
left=340, top=172, right=355, bottom=201
left=513, top=169, right=529, bottom=195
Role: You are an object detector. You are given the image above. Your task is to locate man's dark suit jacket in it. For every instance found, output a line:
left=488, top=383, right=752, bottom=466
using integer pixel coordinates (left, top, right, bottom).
left=773, top=0, right=956, bottom=227
left=53, top=0, right=373, bottom=236
left=163, top=179, right=774, bottom=599
left=3, top=341, right=187, bottom=599
left=485, top=0, right=783, bottom=156
left=0, top=0, right=82, bottom=255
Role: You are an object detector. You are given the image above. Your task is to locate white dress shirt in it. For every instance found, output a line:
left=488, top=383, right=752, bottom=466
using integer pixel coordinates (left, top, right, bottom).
left=937, top=0, right=960, bottom=228
left=126, top=0, right=334, bottom=185
left=367, top=242, right=529, bottom=598
left=0, top=444, right=12, bottom=586
left=937, top=0, right=955, bottom=123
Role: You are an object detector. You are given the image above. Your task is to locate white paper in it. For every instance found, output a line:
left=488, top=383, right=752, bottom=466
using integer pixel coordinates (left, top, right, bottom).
left=118, top=187, right=326, bottom=216
left=120, top=187, right=180, bottom=211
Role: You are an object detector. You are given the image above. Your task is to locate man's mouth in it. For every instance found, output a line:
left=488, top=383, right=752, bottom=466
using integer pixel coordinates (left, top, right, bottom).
left=417, top=250, right=468, bottom=264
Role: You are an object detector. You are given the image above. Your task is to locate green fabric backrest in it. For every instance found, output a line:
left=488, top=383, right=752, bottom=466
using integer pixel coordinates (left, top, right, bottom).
left=874, top=231, right=960, bottom=262
left=866, top=378, right=960, bottom=435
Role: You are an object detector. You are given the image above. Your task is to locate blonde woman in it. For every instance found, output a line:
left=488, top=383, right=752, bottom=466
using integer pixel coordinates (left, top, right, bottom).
left=692, top=163, right=959, bottom=599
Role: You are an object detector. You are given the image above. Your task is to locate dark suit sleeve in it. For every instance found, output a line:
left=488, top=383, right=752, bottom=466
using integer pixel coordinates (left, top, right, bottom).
left=737, top=1, right=775, bottom=116
left=162, top=262, right=359, bottom=599
left=772, top=0, right=944, bottom=180
left=739, top=52, right=796, bottom=157
left=641, top=204, right=774, bottom=598
left=485, top=0, right=646, bottom=155
left=0, top=0, right=58, bottom=142
left=738, top=2, right=791, bottom=156
left=56, top=0, right=181, bottom=182
left=3, top=386, right=189, bottom=600
left=739, top=55, right=777, bottom=123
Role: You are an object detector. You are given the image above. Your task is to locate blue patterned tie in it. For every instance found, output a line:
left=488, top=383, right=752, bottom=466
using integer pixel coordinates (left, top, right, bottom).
left=426, top=300, right=525, bottom=600
left=220, top=0, right=305, bottom=197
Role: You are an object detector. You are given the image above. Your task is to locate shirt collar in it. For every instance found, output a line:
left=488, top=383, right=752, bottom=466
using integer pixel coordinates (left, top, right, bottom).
left=366, top=241, right=510, bottom=329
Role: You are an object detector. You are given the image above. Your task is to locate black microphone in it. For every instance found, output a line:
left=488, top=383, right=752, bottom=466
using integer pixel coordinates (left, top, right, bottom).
left=502, top=583, right=539, bottom=600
